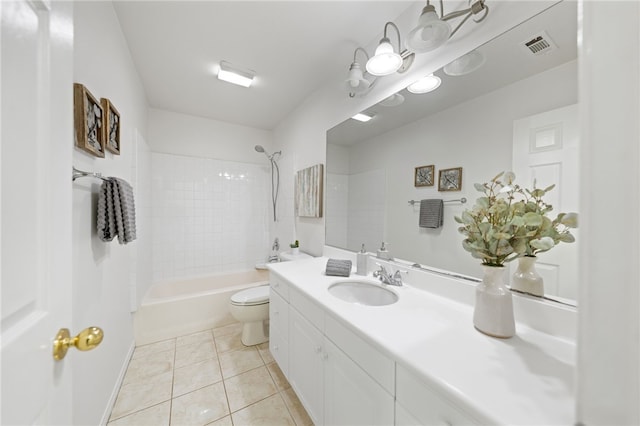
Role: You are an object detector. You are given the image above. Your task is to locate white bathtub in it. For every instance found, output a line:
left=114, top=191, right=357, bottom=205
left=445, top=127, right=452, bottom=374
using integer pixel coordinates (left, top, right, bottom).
left=133, top=270, right=269, bottom=345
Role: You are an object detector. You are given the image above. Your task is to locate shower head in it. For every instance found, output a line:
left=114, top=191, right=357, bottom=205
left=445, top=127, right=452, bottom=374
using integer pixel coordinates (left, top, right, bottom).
left=254, top=145, right=281, bottom=160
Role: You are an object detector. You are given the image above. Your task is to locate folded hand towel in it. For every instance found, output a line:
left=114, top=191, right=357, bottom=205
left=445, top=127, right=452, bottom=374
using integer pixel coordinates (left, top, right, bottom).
left=97, top=178, right=137, bottom=244
left=419, top=199, right=444, bottom=229
left=325, top=259, right=352, bottom=277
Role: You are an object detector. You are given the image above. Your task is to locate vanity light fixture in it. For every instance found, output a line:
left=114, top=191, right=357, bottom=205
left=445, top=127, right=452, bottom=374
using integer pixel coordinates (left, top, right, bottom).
left=346, top=47, right=376, bottom=98
left=443, top=50, right=485, bottom=76
left=406, top=0, right=489, bottom=53
left=378, top=92, right=405, bottom=107
left=351, top=112, right=375, bottom=122
left=366, top=22, right=415, bottom=76
left=407, top=73, right=441, bottom=94
left=217, top=61, right=255, bottom=88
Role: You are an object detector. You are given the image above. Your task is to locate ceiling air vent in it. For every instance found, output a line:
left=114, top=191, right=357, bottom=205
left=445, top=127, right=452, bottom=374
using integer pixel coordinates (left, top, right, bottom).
left=521, top=31, right=557, bottom=56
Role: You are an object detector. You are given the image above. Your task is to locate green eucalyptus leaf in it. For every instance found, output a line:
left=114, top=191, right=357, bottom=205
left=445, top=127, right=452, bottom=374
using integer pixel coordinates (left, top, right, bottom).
left=523, top=212, right=543, bottom=226
left=474, top=183, right=486, bottom=192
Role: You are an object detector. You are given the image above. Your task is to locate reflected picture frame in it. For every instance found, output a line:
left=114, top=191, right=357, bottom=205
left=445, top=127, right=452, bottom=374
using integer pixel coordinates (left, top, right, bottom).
left=414, top=165, right=434, bottom=187
left=73, top=83, right=105, bottom=158
left=295, top=164, right=324, bottom=218
left=101, top=98, right=121, bottom=155
left=438, top=167, right=463, bottom=191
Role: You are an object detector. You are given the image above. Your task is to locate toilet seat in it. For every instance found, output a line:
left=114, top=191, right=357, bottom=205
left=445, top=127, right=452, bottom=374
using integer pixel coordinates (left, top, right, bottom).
left=230, top=286, right=270, bottom=306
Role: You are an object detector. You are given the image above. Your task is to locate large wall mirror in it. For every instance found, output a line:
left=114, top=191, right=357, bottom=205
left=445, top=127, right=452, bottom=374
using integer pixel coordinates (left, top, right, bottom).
left=326, top=1, right=578, bottom=305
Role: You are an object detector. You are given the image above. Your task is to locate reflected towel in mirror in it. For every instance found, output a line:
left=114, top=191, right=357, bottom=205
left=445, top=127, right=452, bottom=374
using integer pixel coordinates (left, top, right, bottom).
left=419, top=199, right=444, bottom=228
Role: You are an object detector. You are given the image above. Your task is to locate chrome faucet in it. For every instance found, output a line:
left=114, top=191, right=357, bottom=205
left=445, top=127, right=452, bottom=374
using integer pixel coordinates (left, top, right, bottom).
left=373, top=264, right=404, bottom=286
left=272, top=238, right=280, bottom=251
left=268, top=238, right=280, bottom=263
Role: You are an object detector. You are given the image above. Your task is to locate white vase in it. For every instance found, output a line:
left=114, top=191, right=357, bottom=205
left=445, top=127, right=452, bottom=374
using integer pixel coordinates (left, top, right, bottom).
left=511, top=256, right=544, bottom=297
left=473, top=265, right=516, bottom=338
left=291, top=247, right=299, bottom=255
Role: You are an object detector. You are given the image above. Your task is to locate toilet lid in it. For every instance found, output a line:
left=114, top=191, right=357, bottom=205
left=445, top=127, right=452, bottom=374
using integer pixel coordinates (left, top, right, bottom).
left=230, top=286, right=270, bottom=306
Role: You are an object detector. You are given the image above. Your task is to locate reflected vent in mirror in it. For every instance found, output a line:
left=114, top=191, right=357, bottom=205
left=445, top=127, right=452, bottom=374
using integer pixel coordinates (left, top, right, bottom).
left=521, top=31, right=557, bottom=55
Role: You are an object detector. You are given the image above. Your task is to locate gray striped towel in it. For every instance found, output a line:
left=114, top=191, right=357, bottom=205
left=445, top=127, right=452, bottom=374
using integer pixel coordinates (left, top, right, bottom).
left=325, top=259, right=352, bottom=277
left=419, top=199, right=444, bottom=228
left=97, top=178, right=137, bottom=244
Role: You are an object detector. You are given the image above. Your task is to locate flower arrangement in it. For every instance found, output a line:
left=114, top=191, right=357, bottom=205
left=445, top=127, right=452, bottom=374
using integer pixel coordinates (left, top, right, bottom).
left=454, top=172, right=577, bottom=267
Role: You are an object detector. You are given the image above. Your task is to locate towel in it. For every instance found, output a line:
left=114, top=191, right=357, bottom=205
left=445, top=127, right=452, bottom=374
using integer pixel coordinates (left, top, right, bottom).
left=419, top=199, right=444, bottom=228
left=97, top=178, right=137, bottom=244
left=325, top=259, right=352, bottom=277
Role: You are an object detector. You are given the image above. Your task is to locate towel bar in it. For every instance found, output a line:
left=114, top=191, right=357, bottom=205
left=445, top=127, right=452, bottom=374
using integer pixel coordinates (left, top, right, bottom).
left=72, top=167, right=110, bottom=182
left=408, top=198, right=466, bottom=206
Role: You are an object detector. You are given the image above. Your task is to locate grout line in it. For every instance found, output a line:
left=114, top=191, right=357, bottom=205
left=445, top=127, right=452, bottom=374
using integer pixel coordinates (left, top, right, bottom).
left=168, top=337, right=177, bottom=426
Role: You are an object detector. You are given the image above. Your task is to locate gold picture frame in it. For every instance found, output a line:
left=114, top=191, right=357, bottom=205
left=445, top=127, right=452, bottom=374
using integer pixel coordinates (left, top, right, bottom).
left=414, top=165, right=434, bottom=187
left=73, top=83, right=105, bottom=157
left=101, top=98, right=121, bottom=155
left=438, top=167, right=463, bottom=191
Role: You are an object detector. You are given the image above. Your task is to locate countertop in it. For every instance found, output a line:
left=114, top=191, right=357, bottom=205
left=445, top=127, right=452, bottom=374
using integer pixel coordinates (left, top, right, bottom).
left=268, top=256, right=575, bottom=426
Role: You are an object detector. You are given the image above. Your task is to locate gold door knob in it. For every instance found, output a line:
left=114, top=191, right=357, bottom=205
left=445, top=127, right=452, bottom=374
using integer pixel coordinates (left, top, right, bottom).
left=53, top=326, right=104, bottom=361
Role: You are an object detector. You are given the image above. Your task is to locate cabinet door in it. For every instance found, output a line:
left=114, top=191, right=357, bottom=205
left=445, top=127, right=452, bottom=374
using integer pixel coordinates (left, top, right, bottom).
left=289, top=307, right=324, bottom=425
left=269, top=289, right=289, bottom=375
left=323, top=339, right=394, bottom=426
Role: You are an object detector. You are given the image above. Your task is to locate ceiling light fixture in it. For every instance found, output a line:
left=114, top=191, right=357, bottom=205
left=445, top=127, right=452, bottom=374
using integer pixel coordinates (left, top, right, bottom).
left=217, top=61, right=255, bottom=88
left=407, top=74, right=441, bottom=94
left=366, top=22, right=415, bottom=76
left=346, top=47, right=376, bottom=98
left=443, top=50, right=485, bottom=76
left=378, top=92, right=405, bottom=107
left=351, top=112, right=375, bottom=122
left=406, top=0, right=489, bottom=53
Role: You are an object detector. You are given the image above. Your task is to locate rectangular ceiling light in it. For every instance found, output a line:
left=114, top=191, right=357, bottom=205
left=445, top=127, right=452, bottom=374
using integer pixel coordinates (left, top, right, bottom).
left=217, top=61, right=255, bottom=88
left=351, top=112, right=374, bottom=122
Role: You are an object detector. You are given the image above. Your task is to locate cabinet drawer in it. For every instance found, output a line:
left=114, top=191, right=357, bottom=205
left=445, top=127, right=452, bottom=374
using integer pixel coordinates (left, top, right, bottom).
left=396, top=364, right=481, bottom=425
left=269, top=272, right=289, bottom=301
left=289, top=286, right=324, bottom=331
left=269, top=327, right=288, bottom=378
left=269, top=289, right=289, bottom=337
left=324, top=314, right=394, bottom=394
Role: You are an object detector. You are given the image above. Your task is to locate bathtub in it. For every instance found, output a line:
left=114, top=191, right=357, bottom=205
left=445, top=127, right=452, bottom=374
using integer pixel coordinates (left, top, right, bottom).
left=133, top=270, right=269, bottom=345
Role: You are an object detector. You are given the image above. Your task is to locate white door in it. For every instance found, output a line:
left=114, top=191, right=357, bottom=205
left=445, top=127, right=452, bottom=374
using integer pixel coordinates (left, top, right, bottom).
left=1, top=1, right=75, bottom=424
left=512, top=103, right=579, bottom=301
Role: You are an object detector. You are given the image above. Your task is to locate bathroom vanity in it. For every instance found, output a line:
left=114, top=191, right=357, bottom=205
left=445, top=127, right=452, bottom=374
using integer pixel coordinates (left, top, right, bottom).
left=268, top=253, right=575, bottom=426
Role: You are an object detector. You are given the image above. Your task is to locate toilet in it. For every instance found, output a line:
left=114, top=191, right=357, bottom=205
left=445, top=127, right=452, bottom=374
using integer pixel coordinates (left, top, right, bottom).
left=229, top=285, right=271, bottom=346
left=230, top=251, right=312, bottom=346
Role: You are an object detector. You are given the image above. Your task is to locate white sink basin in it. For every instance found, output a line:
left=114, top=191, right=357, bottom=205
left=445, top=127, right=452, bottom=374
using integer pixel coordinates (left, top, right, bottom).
left=328, top=280, right=398, bottom=306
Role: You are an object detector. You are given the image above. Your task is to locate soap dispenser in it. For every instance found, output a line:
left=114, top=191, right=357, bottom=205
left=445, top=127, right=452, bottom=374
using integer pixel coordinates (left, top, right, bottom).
left=377, top=242, right=393, bottom=260
left=356, top=244, right=367, bottom=276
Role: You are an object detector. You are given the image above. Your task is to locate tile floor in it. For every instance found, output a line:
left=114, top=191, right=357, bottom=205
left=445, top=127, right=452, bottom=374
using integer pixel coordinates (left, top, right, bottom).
left=108, top=322, right=313, bottom=426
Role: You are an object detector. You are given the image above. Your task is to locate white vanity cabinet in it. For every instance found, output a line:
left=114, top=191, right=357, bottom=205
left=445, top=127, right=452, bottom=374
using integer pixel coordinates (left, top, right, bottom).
left=396, top=364, right=481, bottom=426
left=271, top=272, right=395, bottom=426
left=269, top=274, right=289, bottom=376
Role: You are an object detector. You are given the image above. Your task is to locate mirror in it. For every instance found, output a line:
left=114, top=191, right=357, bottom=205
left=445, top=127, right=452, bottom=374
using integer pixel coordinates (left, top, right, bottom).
left=326, top=1, right=578, bottom=304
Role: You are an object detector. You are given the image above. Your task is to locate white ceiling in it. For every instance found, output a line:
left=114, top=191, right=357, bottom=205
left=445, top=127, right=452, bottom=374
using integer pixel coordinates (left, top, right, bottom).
left=113, top=1, right=415, bottom=130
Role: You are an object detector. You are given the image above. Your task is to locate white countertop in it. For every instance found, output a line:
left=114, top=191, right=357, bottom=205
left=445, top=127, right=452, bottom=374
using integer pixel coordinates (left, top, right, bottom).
left=269, top=256, right=575, bottom=426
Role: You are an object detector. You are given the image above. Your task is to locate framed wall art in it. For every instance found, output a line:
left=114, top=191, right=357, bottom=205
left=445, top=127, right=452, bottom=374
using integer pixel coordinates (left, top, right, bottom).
left=73, top=83, right=105, bottom=157
left=101, top=98, right=121, bottom=155
left=295, top=164, right=324, bottom=218
left=414, top=165, right=434, bottom=187
left=438, top=167, right=463, bottom=191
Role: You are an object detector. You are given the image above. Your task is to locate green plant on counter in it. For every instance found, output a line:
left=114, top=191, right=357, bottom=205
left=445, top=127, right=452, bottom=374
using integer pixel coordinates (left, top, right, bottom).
left=290, top=240, right=299, bottom=248
left=454, top=171, right=578, bottom=267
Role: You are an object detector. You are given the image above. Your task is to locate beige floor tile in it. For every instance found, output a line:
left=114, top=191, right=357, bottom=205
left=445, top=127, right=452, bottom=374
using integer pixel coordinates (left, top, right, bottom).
left=214, top=330, right=244, bottom=353
left=266, top=362, right=290, bottom=392
left=224, top=366, right=277, bottom=412
left=212, top=322, right=242, bottom=338
left=176, top=330, right=215, bottom=348
left=175, top=340, right=217, bottom=369
left=132, top=339, right=175, bottom=360
left=123, top=350, right=174, bottom=385
left=219, top=346, right=263, bottom=378
left=170, top=382, right=230, bottom=426
left=205, top=415, right=233, bottom=426
left=281, top=388, right=314, bottom=426
left=110, top=371, right=173, bottom=421
left=173, top=358, right=223, bottom=397
left=107, top=401, right=170, bottom=426
left=231, top=394, right=295, bottom=426
left=256, top=342, right=275, bottom=364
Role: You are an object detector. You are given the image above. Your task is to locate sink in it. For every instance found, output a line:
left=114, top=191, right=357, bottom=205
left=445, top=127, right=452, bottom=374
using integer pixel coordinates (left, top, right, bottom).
left=328, top=280, right=398, bottom=306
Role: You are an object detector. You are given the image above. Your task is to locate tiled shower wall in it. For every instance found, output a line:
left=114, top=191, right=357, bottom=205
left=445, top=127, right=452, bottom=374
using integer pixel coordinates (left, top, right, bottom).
left=151, top=153, right=270, bottom=283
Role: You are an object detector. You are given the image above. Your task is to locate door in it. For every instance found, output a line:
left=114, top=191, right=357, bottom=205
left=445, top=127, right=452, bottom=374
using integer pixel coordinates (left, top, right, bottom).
left=1, top=0, right=74, bottom=424
left=512, top=104, right=579, bottom=300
